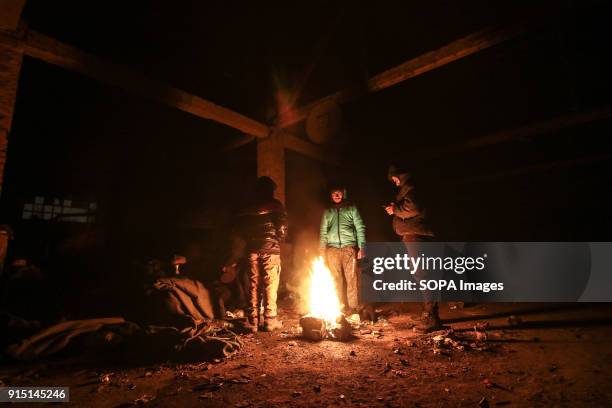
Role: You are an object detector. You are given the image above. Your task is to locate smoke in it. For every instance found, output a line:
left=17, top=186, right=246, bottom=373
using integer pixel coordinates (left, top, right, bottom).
left=283, top=151, right=328, bottom=311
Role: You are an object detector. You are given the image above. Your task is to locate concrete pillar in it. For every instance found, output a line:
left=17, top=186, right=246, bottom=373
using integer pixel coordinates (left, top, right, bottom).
left=0, top=0, right=26, bottom=31
left=0, top=41, right=23, bottom=195
left=256, top=132, right=285, bottom=204
left=0, top=41, right=22, bottom=273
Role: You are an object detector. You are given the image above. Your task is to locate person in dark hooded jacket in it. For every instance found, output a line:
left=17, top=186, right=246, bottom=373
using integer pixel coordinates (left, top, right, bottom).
left=235, top=176, right=288, bottom=332
left=320, top=186, right=366, bottom=314
left=385, top=165, right=444, bottom=332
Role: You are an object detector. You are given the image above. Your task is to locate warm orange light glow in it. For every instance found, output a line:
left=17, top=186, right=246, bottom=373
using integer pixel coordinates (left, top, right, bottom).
left=307, top=256, right=342, bottom=327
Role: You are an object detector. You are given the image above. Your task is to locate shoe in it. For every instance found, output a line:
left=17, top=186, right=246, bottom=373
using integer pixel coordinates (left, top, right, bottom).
left=262, top=317, right=283, bottom=332
left=410, top=312, right=448, bottom=334
left=243, top=317, right=258, bottom=333
left=359, top=304, right=376, bottom=323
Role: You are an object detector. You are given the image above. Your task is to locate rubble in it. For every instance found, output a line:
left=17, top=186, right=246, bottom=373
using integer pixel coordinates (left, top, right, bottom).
left=99, top=372, right=114, bottom=384
left=228, top=377, right=250, bottom=384
left=346, top=313, right=361, bottom=327
left=507, top=315, right=523, bottom=326
left=478, top=397, right=489, bottom=408
left=133, top=394, right=155, bottom=404
left=331, top=315, right=352, bottom=340
left=192, top=379, right=222, bottom=392
left=427, top=328, right=494, bottom=354
left=391, top=369, right=406, bottom=377
left=473, top=322, right=489, bottom=342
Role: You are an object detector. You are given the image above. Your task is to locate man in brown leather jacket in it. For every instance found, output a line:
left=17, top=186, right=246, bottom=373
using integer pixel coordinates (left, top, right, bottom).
left=385, top=165, right=444, bottom=332
left=236, top=176, right=288, bottom=332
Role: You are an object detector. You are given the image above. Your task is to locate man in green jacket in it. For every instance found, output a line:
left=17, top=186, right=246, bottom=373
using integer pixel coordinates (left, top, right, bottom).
left=320, top=186, right=366, bottom=314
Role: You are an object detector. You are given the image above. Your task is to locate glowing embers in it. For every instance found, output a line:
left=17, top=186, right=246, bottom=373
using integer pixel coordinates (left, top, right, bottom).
left=300, top=257, right=351, bottom=341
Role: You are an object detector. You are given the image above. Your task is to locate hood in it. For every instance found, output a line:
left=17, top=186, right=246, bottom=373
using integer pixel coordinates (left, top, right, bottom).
left=329, top=185, right=348, bottom=204
left=255, top=176, right=277, bottom=199
left=388, top=165, right=412, bottom=185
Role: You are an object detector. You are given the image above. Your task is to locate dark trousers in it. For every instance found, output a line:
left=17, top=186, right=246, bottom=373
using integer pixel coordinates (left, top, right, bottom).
left=325, top=246, right=359, bottom=311
left=402, top=235, right=439, bottom=316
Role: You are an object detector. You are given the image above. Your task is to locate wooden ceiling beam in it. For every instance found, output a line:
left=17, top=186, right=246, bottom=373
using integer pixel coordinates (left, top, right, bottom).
left=422, top=106, right=612, bottom=160
left=454, top=153, right=612, bottom=186
left=2, top=28, right=270, bottom=138
left=277, top=21, right=526, bottom=129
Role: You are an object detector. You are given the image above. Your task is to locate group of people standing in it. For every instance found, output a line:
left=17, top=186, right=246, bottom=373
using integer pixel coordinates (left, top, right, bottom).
left=233, top=164, right=443, bottom=334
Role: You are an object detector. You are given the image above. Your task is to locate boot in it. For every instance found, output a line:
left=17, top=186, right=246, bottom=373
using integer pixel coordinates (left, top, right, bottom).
left=243, top=316, right=258, bottom=333
left=411, top=311, right=448, bottom=334
left=262, top=317, right=282, bottom=332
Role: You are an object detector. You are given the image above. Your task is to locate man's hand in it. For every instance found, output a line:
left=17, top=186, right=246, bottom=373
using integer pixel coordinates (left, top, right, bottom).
left=384, top=203, right=395, bottom=215
left=357, top=248, right=365, bottom=260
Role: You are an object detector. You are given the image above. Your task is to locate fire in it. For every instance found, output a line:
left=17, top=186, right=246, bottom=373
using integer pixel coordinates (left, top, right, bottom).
left=307, top=256, right=342, bottom=326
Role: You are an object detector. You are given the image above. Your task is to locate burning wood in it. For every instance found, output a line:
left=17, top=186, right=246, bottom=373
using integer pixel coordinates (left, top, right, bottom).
left=299, top=257, right=352, bottom=341
left=299, top=316, right=326, bottom=341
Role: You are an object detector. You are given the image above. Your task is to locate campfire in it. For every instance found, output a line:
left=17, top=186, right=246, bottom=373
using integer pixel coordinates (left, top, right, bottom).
left=299, top=256, right=351, bottom=341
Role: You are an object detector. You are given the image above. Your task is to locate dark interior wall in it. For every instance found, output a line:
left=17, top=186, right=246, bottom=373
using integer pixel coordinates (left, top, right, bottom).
left=1, top=57, right=256, bottom=270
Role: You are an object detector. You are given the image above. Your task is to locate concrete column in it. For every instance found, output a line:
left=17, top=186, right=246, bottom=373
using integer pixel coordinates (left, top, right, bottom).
left=0, top=41, right=23, bottom=195
left=256, top=132, right=285, bottom=204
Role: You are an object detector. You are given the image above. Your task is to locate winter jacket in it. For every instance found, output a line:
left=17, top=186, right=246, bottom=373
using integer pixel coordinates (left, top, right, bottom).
left=392, top=173, right=433, bottom=238
left=236, top=198, right=288, bottom=255
left=320, top=202, right=366, bottom=249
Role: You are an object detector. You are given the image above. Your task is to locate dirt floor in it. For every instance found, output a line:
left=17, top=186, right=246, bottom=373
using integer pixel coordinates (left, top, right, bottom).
left=2, top=303, right=612, bottom=407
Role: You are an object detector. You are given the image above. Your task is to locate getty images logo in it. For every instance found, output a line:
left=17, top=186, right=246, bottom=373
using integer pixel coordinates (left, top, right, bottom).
left=371, top=253, right=488, bottom=275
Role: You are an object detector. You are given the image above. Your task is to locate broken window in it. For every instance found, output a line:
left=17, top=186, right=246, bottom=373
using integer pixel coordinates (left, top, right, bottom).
left=22, top=196, right=97, bottom=223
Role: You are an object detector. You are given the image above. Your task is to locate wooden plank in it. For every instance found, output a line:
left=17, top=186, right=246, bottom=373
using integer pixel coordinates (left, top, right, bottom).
left=221, top=135, right=256, bottom=152
left=277, top=22, right=526, bottom=128
left=454, top=154, right=612, bottom=185
left=12, top=29, right=270, bottom=138
left=424, top=106, right=612, bottom=160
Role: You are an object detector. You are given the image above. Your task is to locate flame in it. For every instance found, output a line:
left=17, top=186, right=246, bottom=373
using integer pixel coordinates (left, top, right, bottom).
left=307, top=256, right=342, bottom=326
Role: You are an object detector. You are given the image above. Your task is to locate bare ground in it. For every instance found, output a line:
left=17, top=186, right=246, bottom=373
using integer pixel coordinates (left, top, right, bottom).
left=2, top=303, right=612, bottom=407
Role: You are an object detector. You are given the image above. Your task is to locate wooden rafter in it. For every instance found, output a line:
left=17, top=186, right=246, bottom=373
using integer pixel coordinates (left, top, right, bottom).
left=422, top=106, right=612, bottom=160
left=221, top=135, right=256, bottom=152
left=1, top=29, right=270, bottom=138
left=277, top=22, right=526, bottom=128
left=454, top=153, right=612, bottom=185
